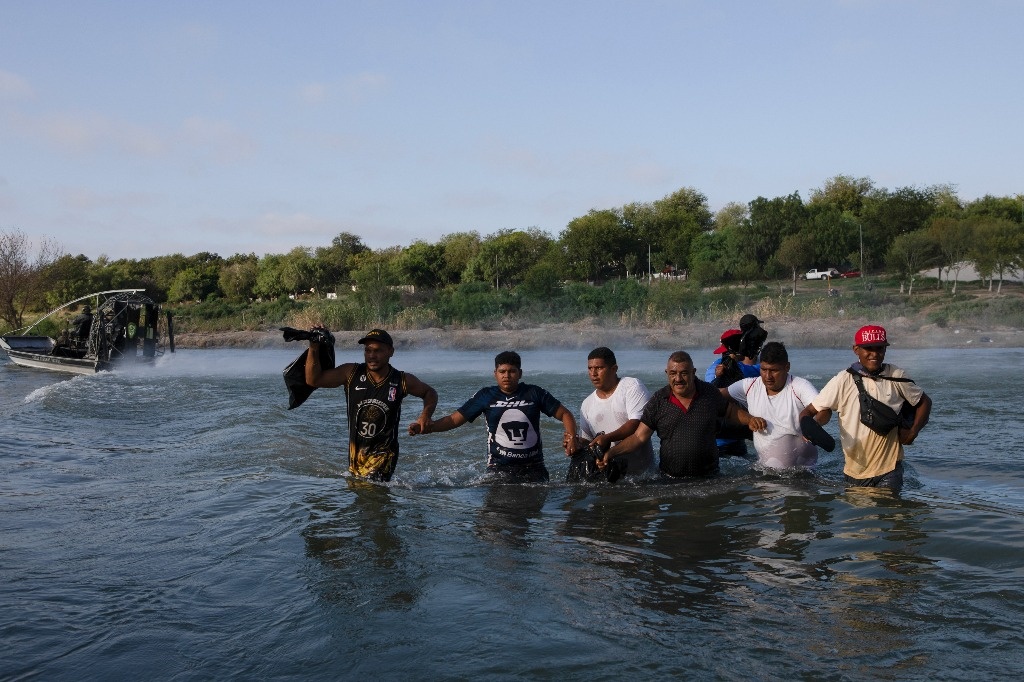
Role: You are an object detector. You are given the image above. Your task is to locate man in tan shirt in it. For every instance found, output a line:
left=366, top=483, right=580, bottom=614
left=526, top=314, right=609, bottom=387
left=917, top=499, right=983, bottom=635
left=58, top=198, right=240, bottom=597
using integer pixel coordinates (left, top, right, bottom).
left=799, top=325, right=931, bottom=490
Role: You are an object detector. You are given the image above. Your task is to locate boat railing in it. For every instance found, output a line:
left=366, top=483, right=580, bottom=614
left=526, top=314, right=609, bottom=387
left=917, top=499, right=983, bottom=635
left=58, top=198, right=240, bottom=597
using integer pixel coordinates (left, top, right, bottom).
left=13, top=289, right=146, bottom=336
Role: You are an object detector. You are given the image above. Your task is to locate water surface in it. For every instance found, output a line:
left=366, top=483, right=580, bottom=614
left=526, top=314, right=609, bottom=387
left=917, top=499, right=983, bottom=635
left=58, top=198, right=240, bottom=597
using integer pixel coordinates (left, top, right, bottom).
left=2, top=347, right=1022, bottom=680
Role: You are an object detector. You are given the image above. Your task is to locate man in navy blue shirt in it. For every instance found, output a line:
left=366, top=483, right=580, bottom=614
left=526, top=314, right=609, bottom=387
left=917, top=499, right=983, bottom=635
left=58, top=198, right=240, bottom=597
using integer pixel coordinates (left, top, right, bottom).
left=414, top=350, right=578, bottom=482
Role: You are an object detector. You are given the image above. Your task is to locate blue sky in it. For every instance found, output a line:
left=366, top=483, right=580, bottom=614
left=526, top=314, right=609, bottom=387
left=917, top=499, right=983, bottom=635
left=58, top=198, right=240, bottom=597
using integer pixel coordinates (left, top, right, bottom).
left=1, top=1, right=1021, bottom=260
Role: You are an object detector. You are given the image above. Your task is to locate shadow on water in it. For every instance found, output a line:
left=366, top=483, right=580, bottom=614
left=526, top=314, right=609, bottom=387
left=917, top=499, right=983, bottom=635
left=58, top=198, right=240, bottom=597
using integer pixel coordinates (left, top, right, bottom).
left=474, top=482, right=551, bottom=549
left=301, top=478, right=418, bottom=611
left=540, top=473, right=954, bottom=676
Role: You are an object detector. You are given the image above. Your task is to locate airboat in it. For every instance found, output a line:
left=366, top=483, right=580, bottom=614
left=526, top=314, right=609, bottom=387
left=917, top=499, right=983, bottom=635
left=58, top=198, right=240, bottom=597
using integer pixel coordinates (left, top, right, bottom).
left=0, top=289, right=174, bottom=375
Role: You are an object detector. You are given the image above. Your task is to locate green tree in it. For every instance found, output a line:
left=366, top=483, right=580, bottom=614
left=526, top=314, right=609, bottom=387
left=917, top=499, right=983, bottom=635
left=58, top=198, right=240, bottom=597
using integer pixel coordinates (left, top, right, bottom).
left=929, top=217, right=973, bottom=293
left=102, top=257, right=155, bottom=291
left=519, top=261, right=563, bottom=299
left=352, top=246, right=403, bottom=324
left=254, top=254, right=287, bottom=299
left=688, top=230, right=728, bottom=285
left=560, top=209, right=626, bottom=282
left=148, top=253, right=189, bottom=298
left=280, top=247, right=315, bottom=296
left=44, top=253, right=94, bottom=308
left=652, top=187, right=713, bottom=272
left=713, top=202, right=748, bottom=231
left=744, top=192, right=808, bottom=271
left=621, top=201, right=659, bottom=277
left=168, top=267, right=209, bottom=302
left=775, top=233, right=807, bottom=295
left=885, top=230, right=940, bottom=296
left=860, top=186, right=938, bottom=272
left=183, top=252, right=224, bottom=300
left=465, top=229, right=553, bottom=289
left=804, top=206, right=859, bottom=269
left=438, top=231, right=482, bottom=285
left=400, top=240, right=446, bottom=289
left=311, top=231, right=369, bottom=294
left=931, top=184, right=964, bottom=220
left=808, top=175, right=875, bottom=214
left=964, top=194, right=1024, bottom=223
left=970, top=218, right=1022, bottom=294
left=219, top=254, right=259, bottom=301
left=331, top=231, right=370, bottom=257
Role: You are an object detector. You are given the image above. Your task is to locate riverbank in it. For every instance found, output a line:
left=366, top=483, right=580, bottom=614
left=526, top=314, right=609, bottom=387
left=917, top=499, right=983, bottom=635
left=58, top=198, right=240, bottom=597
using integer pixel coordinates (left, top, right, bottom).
left=173, top=316, right=1024, bottom=351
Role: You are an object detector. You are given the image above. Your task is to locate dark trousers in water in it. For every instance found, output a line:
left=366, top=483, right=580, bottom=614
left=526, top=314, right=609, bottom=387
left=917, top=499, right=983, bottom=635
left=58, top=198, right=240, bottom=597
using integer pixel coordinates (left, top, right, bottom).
left=717, top=440, right=749, bottom=458
left=844, top=461, right=904, bottom=491
left=486, top=462, right=550, bottom=484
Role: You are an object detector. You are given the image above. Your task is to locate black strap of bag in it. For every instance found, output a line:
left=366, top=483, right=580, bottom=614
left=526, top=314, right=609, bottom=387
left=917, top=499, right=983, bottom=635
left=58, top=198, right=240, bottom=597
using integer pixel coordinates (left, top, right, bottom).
left=846, top=368, right=916, bottom=435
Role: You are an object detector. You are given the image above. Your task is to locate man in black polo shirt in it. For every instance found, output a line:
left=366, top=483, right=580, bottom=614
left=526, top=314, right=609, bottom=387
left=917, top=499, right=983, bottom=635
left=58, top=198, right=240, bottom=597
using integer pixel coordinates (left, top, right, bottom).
left=598, top=350, right=765, bottom=478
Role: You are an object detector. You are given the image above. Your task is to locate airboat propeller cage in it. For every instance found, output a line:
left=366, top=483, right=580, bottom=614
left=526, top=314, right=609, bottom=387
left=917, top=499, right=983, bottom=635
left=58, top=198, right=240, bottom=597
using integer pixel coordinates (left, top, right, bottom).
left=93, top=291, right=165, bottom=364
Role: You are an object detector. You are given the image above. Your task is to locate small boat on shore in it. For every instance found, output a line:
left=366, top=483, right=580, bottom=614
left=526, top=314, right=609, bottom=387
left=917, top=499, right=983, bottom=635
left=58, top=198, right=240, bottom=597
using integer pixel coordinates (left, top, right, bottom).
left=0, top=289, right=174, bottom=375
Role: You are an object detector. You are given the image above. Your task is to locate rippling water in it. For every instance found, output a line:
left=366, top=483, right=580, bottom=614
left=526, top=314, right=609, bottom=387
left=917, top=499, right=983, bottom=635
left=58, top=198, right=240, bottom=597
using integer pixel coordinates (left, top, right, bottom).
left=2, top=346, right=1023, bottom=680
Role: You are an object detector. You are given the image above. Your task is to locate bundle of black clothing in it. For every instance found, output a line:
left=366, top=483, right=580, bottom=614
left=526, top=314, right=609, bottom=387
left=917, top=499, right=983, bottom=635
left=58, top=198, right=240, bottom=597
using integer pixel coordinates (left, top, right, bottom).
left=280, top=327, right=336, bottom=409
left=565, top=439, right=627, bottom=484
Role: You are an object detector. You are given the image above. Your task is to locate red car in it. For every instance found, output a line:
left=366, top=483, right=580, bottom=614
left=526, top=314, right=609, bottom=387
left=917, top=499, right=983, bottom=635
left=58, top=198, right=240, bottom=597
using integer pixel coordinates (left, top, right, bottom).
left=839, top=270, right=861, bottom=278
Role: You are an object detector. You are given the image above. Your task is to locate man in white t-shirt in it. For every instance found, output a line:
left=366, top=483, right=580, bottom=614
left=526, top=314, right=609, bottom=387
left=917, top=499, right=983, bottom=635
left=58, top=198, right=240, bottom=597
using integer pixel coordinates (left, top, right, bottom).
left=724, top=341, right=830, bottom=470
left=571, top=347, right=655, bottom=477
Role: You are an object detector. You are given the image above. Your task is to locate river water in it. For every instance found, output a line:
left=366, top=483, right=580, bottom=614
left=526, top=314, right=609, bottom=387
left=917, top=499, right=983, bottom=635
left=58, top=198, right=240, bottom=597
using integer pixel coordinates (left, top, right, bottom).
left=2, top=346, right=1023, bottom=680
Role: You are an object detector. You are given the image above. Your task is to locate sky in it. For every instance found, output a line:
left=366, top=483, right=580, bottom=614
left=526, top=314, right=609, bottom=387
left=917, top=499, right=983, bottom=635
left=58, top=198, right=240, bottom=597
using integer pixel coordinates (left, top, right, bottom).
left=1, top=0, right=1022, bottom=261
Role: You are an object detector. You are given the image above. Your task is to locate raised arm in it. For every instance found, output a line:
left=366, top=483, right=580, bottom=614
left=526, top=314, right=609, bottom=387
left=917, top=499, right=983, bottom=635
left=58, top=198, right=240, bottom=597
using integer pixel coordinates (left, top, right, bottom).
left=304, top=340, right=354, bottom=388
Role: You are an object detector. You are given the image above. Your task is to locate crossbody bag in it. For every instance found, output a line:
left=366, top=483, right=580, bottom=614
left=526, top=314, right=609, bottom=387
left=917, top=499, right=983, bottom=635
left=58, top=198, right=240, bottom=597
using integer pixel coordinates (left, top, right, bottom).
left=846, top=367, right=917, bottom=436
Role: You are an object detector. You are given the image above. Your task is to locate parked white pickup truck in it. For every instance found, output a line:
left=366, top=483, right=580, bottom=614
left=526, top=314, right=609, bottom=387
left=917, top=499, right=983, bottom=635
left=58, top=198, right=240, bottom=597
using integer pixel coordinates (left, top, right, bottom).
left=805, top=268, right=839, bottom=280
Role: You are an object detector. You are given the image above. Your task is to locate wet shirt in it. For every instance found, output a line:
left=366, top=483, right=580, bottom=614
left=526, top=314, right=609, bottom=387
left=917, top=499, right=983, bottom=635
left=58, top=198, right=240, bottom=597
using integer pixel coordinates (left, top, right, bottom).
left=580, top=376, right=655, bottom=474
left=642, top=380, right=728, bottom=477
left=344, top=363, right=407, bottom=481
left=457, top=384, right=563, bottom=467
left=729, top=374, right=820, bottom=466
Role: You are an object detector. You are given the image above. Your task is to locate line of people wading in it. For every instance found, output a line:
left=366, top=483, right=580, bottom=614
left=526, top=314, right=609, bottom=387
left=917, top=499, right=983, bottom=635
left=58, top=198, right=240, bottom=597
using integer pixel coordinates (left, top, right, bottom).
left=287, top=315, right=931, bottom=492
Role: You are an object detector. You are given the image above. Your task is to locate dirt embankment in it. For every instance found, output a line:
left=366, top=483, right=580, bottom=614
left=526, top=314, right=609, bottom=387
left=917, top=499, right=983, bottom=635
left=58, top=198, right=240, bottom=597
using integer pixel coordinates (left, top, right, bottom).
left=173, top=317, right=1023, bottom=351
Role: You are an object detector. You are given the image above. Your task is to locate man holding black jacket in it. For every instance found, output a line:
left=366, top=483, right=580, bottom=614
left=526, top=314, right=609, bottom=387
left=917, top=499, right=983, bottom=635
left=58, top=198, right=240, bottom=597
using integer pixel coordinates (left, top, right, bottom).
left=305, top=328, right=437, bottom=482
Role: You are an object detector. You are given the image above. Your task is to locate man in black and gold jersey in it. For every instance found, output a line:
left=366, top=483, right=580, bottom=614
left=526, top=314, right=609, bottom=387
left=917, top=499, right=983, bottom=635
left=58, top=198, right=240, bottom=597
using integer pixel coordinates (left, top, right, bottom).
left=306, top=328, right=437, bottom=482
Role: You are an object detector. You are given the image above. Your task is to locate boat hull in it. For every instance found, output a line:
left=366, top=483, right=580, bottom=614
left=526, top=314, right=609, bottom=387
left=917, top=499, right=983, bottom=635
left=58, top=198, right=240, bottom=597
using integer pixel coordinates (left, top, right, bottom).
left=2, top=347, right=101, bottom=375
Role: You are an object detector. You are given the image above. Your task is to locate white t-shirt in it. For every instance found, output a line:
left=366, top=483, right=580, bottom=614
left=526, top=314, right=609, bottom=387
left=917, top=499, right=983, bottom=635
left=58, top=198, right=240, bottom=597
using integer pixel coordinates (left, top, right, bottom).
left=729, top=374, right=821, bottom=469
left=580, top=376, right=655, bottom=474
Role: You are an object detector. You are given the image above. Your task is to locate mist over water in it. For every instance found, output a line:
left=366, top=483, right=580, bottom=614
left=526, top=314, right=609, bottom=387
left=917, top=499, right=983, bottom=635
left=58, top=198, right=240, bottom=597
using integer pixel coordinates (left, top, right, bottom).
left=2, top=347, right=1023, bottom=679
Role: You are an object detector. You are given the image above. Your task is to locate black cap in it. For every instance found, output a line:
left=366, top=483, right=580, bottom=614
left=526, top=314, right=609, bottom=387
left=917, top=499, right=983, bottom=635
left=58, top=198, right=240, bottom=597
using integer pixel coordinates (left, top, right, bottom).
left=739, top=314, right=763, bottom=330
left=358, top=329, right=393, bottom=347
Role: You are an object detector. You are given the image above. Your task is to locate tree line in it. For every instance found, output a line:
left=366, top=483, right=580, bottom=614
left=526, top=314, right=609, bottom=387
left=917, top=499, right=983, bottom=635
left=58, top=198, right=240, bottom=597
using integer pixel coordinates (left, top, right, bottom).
left=2, top=175, right=1022, bottom=331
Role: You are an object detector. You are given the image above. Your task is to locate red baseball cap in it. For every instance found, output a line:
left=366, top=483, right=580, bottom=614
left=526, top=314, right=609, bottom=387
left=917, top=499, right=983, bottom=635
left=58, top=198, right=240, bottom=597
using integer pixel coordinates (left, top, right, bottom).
left=854, top=325, right=889, bottom=347
left=714, top=329, right=742, bottom=354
